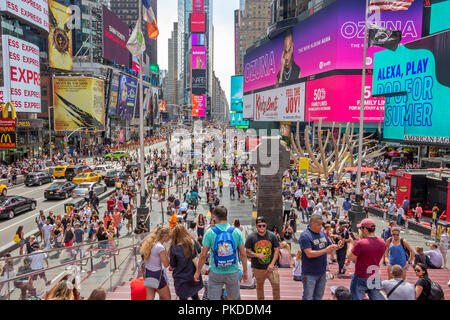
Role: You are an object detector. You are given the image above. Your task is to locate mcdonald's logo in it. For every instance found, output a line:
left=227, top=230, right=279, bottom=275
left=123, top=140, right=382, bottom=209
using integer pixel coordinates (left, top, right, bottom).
left=0, top=132, right=16, bottom=148
left=0, top=134, right=12, bottom=144
left=0, top=103, right=17, bottom=127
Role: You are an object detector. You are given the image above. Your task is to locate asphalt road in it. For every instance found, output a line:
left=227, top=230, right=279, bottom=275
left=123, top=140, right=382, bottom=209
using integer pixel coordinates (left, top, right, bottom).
left=0, top=141, right=167, bottom=248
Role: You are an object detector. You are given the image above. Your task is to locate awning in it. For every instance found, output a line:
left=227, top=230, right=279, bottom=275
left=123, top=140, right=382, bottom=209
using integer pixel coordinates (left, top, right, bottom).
left=344, top=167, right=377, bottom=173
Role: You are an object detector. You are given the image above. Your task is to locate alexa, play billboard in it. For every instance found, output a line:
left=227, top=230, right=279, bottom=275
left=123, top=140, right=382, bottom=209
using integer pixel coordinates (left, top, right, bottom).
left=243, top=0, right=423, bottom=93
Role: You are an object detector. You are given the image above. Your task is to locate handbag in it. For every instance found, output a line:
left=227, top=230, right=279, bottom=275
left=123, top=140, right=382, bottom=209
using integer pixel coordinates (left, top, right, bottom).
left=13, top=234, right=20, bottom=243
left=144, top=269, right=163, bottom=289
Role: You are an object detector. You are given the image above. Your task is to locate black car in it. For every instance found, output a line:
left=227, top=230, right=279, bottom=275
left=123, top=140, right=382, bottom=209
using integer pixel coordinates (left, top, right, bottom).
left=0, top=196, right=37, bottom=220
left=104, top=171, right=130, bottom=187
left=44, top=182, right=77, bottom=200
left=65, top=165, right=90, bottom=181
left=25, top=172, right=53, bottom=186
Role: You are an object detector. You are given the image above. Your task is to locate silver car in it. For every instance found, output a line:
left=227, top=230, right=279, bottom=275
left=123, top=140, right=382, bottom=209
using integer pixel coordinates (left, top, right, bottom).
left=71, top=182, right=107, bottom=198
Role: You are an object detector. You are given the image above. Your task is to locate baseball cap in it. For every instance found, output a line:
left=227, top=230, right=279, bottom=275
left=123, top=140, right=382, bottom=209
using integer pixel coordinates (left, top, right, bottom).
left=31, top=243, right=40, bottom=249
left=255, top=216, right=266, bottom=224
left=330, top=286, right=352, bottom=300
left=339, top=220, right=347, bottom=226
left=357, top=218, right=376, bottom=229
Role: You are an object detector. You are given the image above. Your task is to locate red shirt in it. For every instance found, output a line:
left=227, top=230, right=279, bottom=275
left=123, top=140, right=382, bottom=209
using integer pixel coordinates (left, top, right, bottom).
left=352, top=237, right=386, bottom=279
left=107, top=199, right=115, bottom=211
left=300, top=196, right=308, bottom=209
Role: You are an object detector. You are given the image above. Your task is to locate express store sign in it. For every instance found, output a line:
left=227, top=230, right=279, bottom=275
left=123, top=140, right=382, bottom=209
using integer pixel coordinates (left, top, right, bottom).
left=0, top=0, right=49, bottom=33
left=0, top=35, right=41, bottom=112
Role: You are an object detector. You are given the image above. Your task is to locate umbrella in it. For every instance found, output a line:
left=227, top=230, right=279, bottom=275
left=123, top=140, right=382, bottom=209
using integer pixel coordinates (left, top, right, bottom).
left=344, top=167, right=377, bottom=173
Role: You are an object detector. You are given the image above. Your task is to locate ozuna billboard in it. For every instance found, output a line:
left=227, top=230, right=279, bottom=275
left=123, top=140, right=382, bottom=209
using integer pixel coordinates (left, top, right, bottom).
left=373, top=30, right=450, bottom=145
left=0, top=35, right=41, bottom=113
left=243, top=0, right=423, bottom=93
left=305, top=75, right=385, bottom=122
left=0, top=0, right=49, bottom=33
left=254, top=82, right=306, bottom=122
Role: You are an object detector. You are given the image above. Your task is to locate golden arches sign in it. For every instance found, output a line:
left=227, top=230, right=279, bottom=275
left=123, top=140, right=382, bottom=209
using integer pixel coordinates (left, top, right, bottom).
left=0, top=102, right=17, bottom=127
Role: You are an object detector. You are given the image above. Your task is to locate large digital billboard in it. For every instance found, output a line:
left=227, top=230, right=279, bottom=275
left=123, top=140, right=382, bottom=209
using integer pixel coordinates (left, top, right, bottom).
left=0, top=0, right=49, bottom=33
left=373, top=30, right=450, bottom=145
left=243, top=94, right=254, bottom=119
left=192, top=95, right=205, bottom=117
left=191, top=13, right=206, bottom=33
left=117, top=75, right=137, bottom=121
left=192, top=69, right=207, bottom=95
left=254, top=82, right=306, bottom=122
left=430, top=0, right=450, bottom=34
left=107, top=73, right=120, bottom=116
left=102, top=5, right=130, bottom=66
left=305, top=75, right=385, bottom=122
left=231, top=76, right=244, bottom=112
left=192, top=33, right=205, bottom=46
left=191, top=46, right=206, bottom=68
left=53, top=77, right=105, bottom=131
left=230, top=112, right=249, bottom=127
left=243, top=0, right=423, bottom=93
left=193, top=0, right=204, bottom=13
left=49, top=0, right=73, bottom=71
left=0, top=35, right=41, bottom=113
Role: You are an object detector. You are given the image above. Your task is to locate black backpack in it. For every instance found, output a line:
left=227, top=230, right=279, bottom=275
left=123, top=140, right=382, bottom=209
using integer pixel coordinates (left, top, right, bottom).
left=428, top=278, right=445, bottom=300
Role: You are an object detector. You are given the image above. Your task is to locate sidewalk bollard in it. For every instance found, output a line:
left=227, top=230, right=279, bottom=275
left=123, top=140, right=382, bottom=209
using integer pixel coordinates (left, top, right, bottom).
left=90, top=249, right=94, bottom=273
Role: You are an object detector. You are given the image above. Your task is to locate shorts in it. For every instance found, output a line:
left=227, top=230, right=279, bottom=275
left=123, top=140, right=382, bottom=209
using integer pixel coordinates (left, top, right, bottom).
left=65, top=240, right=73, bottom=247
left=31, top=270, right=46, bottom=281
left=208, top=270, right=240, bottom=300
left=145, top=269, right=168, bottom=290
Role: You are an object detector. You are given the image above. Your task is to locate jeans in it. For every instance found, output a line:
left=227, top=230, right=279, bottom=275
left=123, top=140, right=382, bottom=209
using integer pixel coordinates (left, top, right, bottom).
left=301, top=208, right=308, bottom=222
left=396, top=214, right=403, bottom=226
left=253, top=267, right=280, bottom=300
left=350, top=274, right=386, bottom=300
left=387, top=213, right=395, bottom=220
left=302, top=272, right=327, bottom=300
left=336, top=248, right=347, bottom=274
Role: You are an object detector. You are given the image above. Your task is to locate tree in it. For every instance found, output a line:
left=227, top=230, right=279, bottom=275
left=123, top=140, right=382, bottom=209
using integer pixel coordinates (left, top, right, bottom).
left=290, top=119, right=386, bottom=181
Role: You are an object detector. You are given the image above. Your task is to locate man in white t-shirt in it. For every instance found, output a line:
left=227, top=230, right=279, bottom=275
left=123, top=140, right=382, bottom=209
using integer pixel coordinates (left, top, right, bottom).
left=29, top=243, right=51, bottom=286
left=396, top=204, right=404, bottom=227
left=41, top=219, right=54, bottom=251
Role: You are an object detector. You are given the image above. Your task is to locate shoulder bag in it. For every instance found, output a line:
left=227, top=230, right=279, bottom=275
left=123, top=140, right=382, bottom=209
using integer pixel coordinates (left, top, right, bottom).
left=144, top=269, right=163, bottom=289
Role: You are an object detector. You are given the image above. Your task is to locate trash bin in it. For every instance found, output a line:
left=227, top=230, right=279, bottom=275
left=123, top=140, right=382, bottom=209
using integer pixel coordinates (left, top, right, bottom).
left=436, top=220, right=450, bottom=241
left=64, top=198, right=86, bottom=214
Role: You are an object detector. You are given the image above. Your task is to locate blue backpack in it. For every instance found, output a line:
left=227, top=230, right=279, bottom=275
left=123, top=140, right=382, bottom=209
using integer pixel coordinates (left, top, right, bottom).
left=212, top=227, right=237, bottom=268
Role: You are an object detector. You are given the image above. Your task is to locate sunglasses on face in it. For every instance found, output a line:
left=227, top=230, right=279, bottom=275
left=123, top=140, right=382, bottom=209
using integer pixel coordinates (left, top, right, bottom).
left=392, top=233, right=400, bottom=236
left=256, top=224, right=267, bottom=228
left=415, top=269, right=422, bottom=273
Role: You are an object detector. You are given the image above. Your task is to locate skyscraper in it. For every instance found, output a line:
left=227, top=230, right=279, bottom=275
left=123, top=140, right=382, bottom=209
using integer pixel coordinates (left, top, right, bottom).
left=168, top=22, right=179, bottom=106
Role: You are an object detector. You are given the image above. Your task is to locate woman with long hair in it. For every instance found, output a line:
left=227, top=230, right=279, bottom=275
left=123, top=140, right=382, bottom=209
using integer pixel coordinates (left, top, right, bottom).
left=16, top=226, right=25, bottom=255
left=44, top=275, right=81, bottom=300
left=414, top=263, right=432, bottom=300
left=169, top=224, right=203, bottom=300
left=140, top=226, right=171, bottom=300
left=196, top=213, right=206, bottom=238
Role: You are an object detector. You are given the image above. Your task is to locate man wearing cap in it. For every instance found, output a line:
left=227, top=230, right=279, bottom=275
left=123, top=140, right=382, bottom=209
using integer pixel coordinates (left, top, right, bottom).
left=346, top=218, right=386, bottom=300
left=299, top=213, right=339, bottom=300
left=330, top=286, right=352, bottom=300
left=245, top=216, right=281, bottom=300
left=29, top=243, right=51, bottom=287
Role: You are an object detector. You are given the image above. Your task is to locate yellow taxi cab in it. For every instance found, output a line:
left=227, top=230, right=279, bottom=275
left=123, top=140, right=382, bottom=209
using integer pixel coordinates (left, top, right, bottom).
left=53, top=165, right=69, bottom=179
left=0, top=184, right=7, bottom=196
left=72, top=172, right=102, bottom=184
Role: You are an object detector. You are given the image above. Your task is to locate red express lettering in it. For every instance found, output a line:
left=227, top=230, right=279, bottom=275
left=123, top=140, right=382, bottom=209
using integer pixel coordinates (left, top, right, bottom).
left=10, top=66, right=40, bottom=85
left=23, top=56, right=39, bottom=67
left=8, top=38, right=20, bottom=49
left=24, top=90, right=40, bottom=98
left=20, top=0, right=42, bottom=11
left=7, top=1, right=19, bottom=12
left=11, top=88, right=22, bottom=96
left=20, top=8, right=42, bottom=24
left=21, top=44, right=39, bottom=56
left=24, top=102, right=40, bottom=109
left=9, top=52, right=20, bottom=61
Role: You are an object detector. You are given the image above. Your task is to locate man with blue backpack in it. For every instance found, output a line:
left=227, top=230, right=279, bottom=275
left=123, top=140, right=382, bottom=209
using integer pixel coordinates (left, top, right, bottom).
left=194, top=205, right=248, bottom=300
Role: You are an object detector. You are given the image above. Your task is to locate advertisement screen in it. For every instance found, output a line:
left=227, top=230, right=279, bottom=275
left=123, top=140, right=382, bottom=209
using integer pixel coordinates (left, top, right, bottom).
left=102, top=5, right=130, bottom=66
left=254, top=82, right=306, bottom=122
left=373, top=30, right=450, bottom=145
left=134, top=84, right=151, bottom=117
left=243, top=0, right=423, bottom=93
left=191, top=46, right=206, bottom=68
left=49, top=0, right=72, bottom=71
left=243, top=94, right=254, bottom=119
left=230, top=112, right=249, bottom=127
left=192, top=95, right=205, bottom=117
left=430, top=0, right=450, bottom=34
left=192, top=69, right=207, bottom=95
left=231, top=76, right=244, bottom=112
left=192, top=33, right=205, bottom=46
left=107, top=73, right=120, bottom=116
left=191, top=13, right=206, bottom=33
left=0, top=35, right=41, bottom=113
left=193, top=0, right=204, bottom=13
left=0, top=0, right=49, bottom=33
left=116, top=75, right=138, bottom=121
left=53, top=77, right=105, bottom=131
left=305, top=75, right=385, bottom=122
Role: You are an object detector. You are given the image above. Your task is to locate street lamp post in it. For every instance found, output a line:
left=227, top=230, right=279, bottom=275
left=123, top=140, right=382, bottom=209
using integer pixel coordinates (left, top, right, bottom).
left=48, top=106, right=54, bottom=162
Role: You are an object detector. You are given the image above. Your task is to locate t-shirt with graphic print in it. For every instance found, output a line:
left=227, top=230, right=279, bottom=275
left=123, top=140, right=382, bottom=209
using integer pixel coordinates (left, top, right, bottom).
left=245, top=230, right=280, bottom=270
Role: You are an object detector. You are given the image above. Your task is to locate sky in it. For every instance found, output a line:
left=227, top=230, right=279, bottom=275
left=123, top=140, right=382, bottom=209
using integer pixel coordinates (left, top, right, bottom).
left=157, top=0, right=238, bottom=103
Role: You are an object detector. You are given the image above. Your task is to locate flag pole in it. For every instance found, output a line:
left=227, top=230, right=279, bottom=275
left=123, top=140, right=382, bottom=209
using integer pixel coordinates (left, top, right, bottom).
left=355, top=0, right=370, bottom=203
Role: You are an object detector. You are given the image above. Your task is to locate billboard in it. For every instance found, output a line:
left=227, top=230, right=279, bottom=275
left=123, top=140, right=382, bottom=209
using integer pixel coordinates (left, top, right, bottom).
left=430, top=0, right=450, bottom=34
left=231, top=76, right=244, bottom=112
left=193, top=0, right=204, bottom=13
left=305, top=75, right=385, bottom=122
left=254, top=82, right=306, bottom=122
left=117, top=75, right=137, bottom=121
left=192, top=33, right=205, bottom=46
left=243, top=0, right=423, bottom=93
left=191, top=13, right=206, bottom=33
left=230, top=112, right=249, bottom=127
left=134, top=84, right=152, bottom=117
left=0, top=35, right=41, bottom=113
left=107, top=73, right=120, bottom=116
left=192, top=95, right=205, bottom=117
left=192, top=69, right=207, bottom=95
left=49, top=0, right=73, bottom=71
left=102, top=5, right=130, bottom=66
left=243, top=94, right=254, bottom=119
left=373, top=30, right=450, bottom=145
left=191, top=46, right=206, bottom=69
left=53, top=77, right=105, bottom=131
left=0, top=129, right=16, bottom=149
left=0, top=0, right=49, bottom=33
